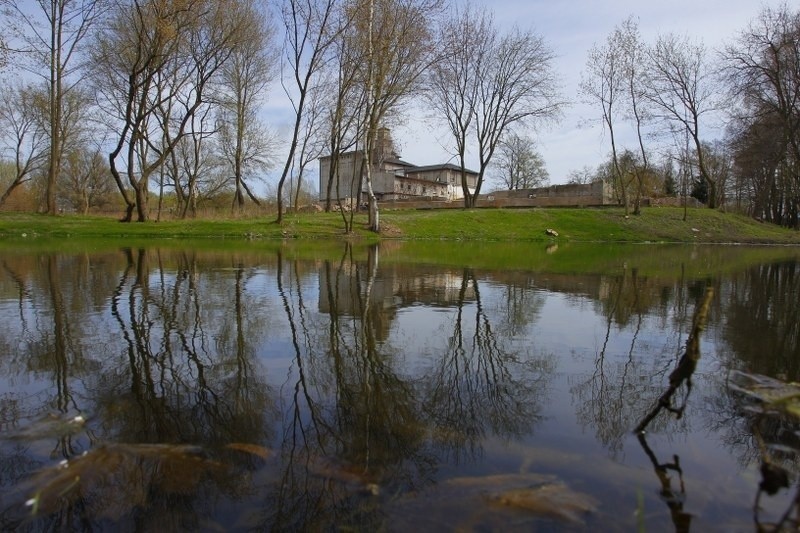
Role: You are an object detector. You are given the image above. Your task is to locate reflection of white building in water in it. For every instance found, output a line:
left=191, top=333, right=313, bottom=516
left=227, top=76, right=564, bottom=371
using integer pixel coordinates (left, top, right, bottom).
left=318, top=264, right=477, bottom=341
left=318, top=128, right=478, bottom=204
left=319, top=265, right=476, bottom=315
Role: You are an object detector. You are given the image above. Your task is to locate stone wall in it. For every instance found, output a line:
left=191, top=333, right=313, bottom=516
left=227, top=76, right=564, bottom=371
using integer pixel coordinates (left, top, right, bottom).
left=378, top=180, right=620, bottom=209
left=491, top=181, right=615, bottom=205
left=319, top=152, right=363, bottom=203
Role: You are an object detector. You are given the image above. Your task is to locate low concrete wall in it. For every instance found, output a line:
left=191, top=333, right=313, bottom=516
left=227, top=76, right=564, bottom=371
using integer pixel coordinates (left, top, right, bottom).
left=378, top=196, right=622, bottom=210
left=373, top=180, right=670, bottom=210
left=374, top=180, right=628, bottom=210
left=491, top=181, right=616, bottom=205
left=379, top=199, right=458, bottom=210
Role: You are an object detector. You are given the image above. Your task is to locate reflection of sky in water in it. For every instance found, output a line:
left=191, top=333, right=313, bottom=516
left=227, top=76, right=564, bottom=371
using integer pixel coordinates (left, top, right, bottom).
left=359, top=278, right=784, bottom=526
left=0, top=250, right=798, bottom=530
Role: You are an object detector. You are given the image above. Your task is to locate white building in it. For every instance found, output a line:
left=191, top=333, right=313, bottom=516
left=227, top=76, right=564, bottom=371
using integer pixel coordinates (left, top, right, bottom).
left=318, top=129, right=478, bottom=205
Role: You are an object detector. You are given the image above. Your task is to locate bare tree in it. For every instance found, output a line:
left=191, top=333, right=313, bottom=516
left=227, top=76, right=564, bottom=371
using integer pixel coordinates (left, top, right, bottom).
left=0, top=84, right=48, bottom=207
left=656, top=152, right=679, bottom=196
left=274, top=0, right=343, bottom=223
left=567, top=165, right=596, bottom=185
left=426, top=3, right=491, bottom=208
left=168, top=105, right=217, bottom=219
left=470, top=27, right=561, bottom=208
left=701, top=140, right=733, bottom=208
left=354, top=0, right=443, bottom=231
left=62, top=146, right=112, bottom=214
left=645, top=33, right=720, bottom=208
left=431, top=7, right=561, bottom=208
left=1, top=0, right=107, bottom=214
left=321, top=24, right=365, bottom=217
left=723, top=4, right=800, bottom=226
left=493, top=131, right=548, bottom=190
left=289, top=81, right=327, bottom=211
left=0, top=36, right=10, bottom=70
left=216, top=107, right=275, bottom=212
left=0, top=34, right=6, bottom=58
left=618, top=17, right=652, bottom=215
left=728, top=109, right=786, bottom=222
left=92, top=0, right=245, bottom=222
left=580, top=21, right=629, bottom=214
left=93, top=0, right=187, bottom=221
left=216, top=0, right=278, bottom=213
left=317, top=33, right=367, bottom=236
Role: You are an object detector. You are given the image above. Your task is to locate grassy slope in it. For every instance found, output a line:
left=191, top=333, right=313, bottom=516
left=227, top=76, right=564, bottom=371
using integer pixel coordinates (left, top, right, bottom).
left=0, top=207, right=798, bottom=244
left=381, top=207, right=800, bottom=243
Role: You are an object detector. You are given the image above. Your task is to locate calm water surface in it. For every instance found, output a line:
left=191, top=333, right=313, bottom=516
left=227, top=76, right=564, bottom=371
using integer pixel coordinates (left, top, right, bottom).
left=1, top=242, right=799, bottom=531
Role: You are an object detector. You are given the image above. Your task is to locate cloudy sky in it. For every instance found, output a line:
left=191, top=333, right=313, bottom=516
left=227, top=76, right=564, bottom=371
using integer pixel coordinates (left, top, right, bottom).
left=385, top=0, right=784, bottom=186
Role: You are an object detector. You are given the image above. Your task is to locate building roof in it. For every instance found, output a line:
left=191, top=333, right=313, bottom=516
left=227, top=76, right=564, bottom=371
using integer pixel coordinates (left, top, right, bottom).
left=404, top=163, right=478, bottom=176
left=319, top=151, right=416, bottom=168
left=384, top=157, right=416, bottom=168
left=317, top=145, right=476, bottom=176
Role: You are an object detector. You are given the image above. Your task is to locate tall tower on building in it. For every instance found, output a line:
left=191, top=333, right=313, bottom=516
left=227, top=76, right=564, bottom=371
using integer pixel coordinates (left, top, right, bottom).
left=372, top=127, right=400, bottom=164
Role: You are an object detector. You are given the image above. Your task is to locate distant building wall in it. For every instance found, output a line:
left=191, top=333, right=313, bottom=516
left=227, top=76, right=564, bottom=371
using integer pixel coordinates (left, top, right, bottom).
left=371, top=169, right=403, bottom=197
left=404, top=167, right=476, bottom=201
left=386, top=176, right=449, bottom=200
left=318, top=131, right=479, bottom=203
left=377, top=182, right=699, bottom=210
left=491, top=181, right=616, bottom=205
left=443, top=180, right=616, bottom=207
left=319, top=152, right=363, bottom=204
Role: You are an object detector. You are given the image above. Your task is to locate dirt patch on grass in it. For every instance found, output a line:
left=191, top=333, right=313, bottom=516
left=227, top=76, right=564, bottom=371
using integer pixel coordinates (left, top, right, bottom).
left=380, top=223, right=404, bottom=238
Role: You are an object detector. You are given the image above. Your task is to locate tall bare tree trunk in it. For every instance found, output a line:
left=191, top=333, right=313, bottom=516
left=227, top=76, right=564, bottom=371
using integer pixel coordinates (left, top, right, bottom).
left=364, top=0, right=379, bottom=233
left=46, top=1, right=63, bottom=215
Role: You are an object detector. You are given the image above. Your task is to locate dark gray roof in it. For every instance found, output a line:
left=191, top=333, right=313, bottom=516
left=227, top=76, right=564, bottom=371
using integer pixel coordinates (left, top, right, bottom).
left=405, top=163, right=478, bottom=175
left=384, top=157, right=416, bottom=167
left=319, top=151, right=476, bottom=175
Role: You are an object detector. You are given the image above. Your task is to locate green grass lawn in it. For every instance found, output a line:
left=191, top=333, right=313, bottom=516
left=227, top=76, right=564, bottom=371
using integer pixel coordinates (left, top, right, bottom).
left=381, top=207, right=800, bottom=244
left=0, top=207, right=798, bottom=245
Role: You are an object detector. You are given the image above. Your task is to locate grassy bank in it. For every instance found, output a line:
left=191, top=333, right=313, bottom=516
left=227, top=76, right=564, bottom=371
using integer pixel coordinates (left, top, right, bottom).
left=0, top=207, right=798, bottom=245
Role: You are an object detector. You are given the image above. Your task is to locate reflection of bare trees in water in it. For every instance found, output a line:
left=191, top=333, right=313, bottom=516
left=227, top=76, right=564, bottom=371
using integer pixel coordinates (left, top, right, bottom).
left=422, top=269, right=553, bottom=464
left=493, top=277, right=546, bottom=338
left=267, top=244, right=424, bottom=531
left=1, top=259, right=32, bottom=341
left=105, top=248, right=275, bottom=446
left=0, top=255, right=106, bottom=471
left=636, top=432, right=692, bottom=531
left=723, top=262, right=800, bottom=379
left=10, top=245, right=797, bottom=529
left=707, top=262, right=800, bottom=530
left=714, top=371, right=800, bottom=531
left=577, top=273, right=639, bottom=455
left=635, top=288, right=714, bottom=433
left=0, top=247, right=279, bottom=530
left=633, top=287, right=714, bottom=533
left=750, top=415, right=800, bottom=531
left=569, top=264, right=716, bottom=459
left=0, top=245, right=554, bottom=529
left=565, top=269, right=716, bottom=530
left=0, top=257, right=86, bottom=529
left=265, top=246, right=555, bottom=529
left=570, top=270, right=670, bottom=456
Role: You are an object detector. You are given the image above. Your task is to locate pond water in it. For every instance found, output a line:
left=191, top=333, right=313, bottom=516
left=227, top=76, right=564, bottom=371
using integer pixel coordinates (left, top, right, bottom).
left=1, top=242, right=799, bottom=531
